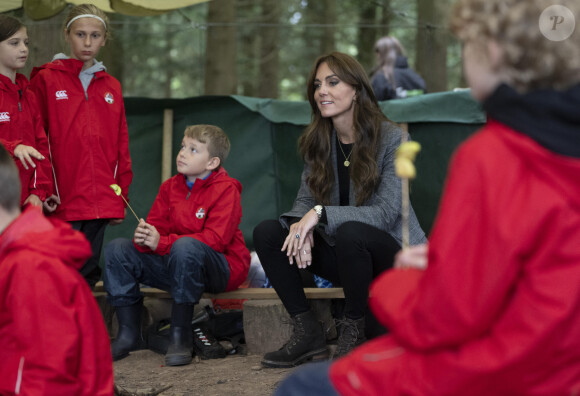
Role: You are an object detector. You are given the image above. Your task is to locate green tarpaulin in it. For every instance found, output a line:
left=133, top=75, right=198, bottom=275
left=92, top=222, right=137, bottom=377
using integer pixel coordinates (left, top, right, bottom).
left=102, top=90, right=485, bottom=264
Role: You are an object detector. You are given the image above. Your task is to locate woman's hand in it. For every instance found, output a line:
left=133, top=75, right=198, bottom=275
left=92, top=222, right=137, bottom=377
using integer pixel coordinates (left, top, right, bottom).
left=394, top=243, right=428, bottom=270
left=134, top=218, right=160, bottom=251
left=14, top=144, right=45, bottom=170
left=43, top=194, right=60, bottom=213
left=282, top=209, right=318, bottom=264
left=293, top=232, right=314, bottom=268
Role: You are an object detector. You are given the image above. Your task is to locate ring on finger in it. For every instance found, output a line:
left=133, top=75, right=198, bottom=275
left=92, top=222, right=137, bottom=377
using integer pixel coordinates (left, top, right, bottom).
left=295, top=233, right=300, bottom=239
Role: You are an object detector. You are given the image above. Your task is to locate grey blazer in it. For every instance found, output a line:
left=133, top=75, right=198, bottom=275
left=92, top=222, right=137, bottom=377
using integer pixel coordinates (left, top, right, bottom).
left=280, top=121, right=426, bottom=247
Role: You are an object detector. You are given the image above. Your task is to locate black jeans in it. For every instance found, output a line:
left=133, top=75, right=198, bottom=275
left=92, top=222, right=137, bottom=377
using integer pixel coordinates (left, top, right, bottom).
left=253, top=219, right=400, bottom=319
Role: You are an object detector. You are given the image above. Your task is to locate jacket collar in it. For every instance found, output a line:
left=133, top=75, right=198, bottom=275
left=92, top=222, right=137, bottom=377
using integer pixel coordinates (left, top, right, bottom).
left=483, top=83, right=580, bottom=158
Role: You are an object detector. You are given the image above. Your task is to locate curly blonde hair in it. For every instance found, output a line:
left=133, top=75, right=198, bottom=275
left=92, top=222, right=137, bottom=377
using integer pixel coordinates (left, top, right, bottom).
left=450, top=0, right=580, bottom=92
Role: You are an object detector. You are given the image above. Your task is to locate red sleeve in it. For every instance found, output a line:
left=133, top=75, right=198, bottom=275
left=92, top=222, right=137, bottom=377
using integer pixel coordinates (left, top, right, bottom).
left=27, top=90, right=53, bottom=201
left=27, top=72, right=50, bottom=133
left=115, top=98, right=132, bottom=204
left=371, top=144, right=521, bottom=350
left=0, top=138, right=21, bottom=155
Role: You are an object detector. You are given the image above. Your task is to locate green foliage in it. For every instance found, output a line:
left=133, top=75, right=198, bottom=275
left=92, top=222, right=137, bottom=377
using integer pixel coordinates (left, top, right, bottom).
left=17, top=0, right=462, bottom=99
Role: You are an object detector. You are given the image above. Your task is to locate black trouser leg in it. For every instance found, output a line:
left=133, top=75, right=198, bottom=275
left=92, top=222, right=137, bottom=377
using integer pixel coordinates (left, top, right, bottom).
left=334, top=221, right=400, bottom=319
left=70, top=219, right=108, bottom=288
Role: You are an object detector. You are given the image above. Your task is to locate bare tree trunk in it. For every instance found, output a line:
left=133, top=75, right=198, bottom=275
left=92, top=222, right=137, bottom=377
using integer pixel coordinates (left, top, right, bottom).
left=415, top=0, right=448, bottom=92
left=379, top=0, right=391, bottom=38
left=257, top=0, right=280, bottom=98
left=100, top=13, right=125, bottom=86
left=321, top=0, right=336, bottom=54
left=357, top=1, right=378, bottom=75
left=24, top=13, right=62, bottom=78
left=204, top=0, right=237, bottom=95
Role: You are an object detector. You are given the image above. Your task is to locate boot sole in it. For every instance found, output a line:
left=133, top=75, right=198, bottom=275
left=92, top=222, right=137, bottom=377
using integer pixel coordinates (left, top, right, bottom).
left=165, top=354, right=193, bottom=366
left=261, top=347, right=329, bottom=368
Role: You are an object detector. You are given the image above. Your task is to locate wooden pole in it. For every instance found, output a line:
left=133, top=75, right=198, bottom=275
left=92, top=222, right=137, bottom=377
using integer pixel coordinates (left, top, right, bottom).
left=162, top=109, right=174, bottom=183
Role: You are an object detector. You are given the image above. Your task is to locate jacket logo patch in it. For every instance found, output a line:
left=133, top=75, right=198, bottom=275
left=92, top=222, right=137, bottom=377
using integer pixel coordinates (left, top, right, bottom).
left=55, top=90, right=68, bottom=100
left=104, top=92, right=114, bottom=104
left=0, top=112, right=10, bottom=122
left=195, top=207, right=206, bottom=219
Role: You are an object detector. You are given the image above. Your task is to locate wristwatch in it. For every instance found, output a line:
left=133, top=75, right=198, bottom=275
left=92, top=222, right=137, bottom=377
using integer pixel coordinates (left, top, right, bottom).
left=313, top=205, right=323, bottom=222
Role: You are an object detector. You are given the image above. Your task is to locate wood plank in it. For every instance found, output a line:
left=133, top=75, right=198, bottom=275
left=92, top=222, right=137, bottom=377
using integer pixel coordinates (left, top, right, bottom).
left=93, top=281, right=344, bottom=299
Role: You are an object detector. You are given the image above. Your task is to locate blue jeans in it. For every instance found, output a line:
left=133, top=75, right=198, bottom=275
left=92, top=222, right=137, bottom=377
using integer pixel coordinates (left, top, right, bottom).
left=274, top=361, right=340, bottom=396
left=103, top=237, right=230, bottom=306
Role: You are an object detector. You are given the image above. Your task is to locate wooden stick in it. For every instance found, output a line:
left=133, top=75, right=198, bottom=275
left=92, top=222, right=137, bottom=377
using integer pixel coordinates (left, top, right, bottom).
left=161, top=108, right=174, bottom=183
left=120, top=195, right=140, bottom=222
left=401, top=130, right=410, bottom=249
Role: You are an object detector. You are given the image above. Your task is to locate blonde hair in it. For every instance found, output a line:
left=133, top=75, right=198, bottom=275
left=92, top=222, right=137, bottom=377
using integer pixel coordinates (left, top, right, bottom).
left=450, top=0, right=580, bottom=92
left=63, top=4, right=110, bottom=39
left=184, top=125, right=231, bottom=167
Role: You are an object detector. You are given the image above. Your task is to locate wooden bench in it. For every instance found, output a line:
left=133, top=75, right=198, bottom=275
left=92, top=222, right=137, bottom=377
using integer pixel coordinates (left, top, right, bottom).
left=93, top=281, right=344, bottom=300
left=93, top=281, right=344, bottom=355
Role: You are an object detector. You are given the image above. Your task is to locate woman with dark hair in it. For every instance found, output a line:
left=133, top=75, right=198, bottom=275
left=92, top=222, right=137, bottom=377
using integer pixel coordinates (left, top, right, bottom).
left=253, top=52, right=426, bottom=368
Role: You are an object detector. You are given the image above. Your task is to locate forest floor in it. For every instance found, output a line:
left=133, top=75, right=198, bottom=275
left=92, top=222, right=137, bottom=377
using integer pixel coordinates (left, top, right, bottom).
left=113, top=349, right=296, bottom=396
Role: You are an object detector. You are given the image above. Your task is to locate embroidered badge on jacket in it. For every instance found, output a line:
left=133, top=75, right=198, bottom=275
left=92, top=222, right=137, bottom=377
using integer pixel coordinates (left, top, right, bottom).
left=196, top=207, right=206, bottom=219
left=104, top=92, right=114, bottom=104
left=55, top=90, right=68, bottom=100
left=0, top=112, right=10, bottom=122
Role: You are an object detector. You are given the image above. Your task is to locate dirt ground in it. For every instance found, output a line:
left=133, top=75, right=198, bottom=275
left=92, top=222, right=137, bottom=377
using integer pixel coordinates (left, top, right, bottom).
left=113, top=349, right=296, bottom=396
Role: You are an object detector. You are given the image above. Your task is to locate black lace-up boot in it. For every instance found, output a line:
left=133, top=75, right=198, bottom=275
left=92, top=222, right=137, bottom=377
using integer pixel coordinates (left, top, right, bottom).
left=334, top=316, right=366, bottom=359
left=261, top=310, right=328, bottom=368
left=111, top=300, right=145, bottom=361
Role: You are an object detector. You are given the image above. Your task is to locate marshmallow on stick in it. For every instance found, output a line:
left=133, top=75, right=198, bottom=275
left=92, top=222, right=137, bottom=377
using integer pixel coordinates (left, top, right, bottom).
left=110, top=184, right=140, bottom=222
left=395, top=139, right=421, bottom=248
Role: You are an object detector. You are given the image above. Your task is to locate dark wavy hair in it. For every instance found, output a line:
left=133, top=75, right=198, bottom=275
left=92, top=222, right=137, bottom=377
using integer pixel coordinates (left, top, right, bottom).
left=0, top=15, right=24, bottom=43
left=299, top=52, right=388, bottom=206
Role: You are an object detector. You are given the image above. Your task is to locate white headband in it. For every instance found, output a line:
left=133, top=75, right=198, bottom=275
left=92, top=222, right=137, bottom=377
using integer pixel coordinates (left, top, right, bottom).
left=66, top=14, right=107, bottom=30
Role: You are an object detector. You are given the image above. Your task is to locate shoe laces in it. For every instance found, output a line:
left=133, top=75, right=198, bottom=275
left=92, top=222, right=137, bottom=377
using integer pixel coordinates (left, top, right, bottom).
left=280, top=315, right=306, bottom=352
left=193, top=326, right=218, bottom=348
left=335, top=318, right=362, bottom=355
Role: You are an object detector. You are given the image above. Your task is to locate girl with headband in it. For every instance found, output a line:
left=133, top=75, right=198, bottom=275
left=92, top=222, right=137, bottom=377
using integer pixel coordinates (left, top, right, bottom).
left=0, top=15, right=56, bottom=212
left=30, top=4, right=133, bottom=288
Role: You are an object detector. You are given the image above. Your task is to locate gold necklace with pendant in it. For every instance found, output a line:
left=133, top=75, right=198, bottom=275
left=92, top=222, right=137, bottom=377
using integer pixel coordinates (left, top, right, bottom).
left=337, top=137, right=353, bottom=167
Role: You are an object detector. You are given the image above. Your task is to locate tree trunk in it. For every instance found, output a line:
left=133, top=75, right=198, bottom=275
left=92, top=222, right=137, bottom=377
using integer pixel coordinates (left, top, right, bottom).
left=204, top=0, right=237, bottom=95
left=415, top=0, right=448, bottom=92
left=100, top=13, right=125, bottom=85
left=23, top=12, right=62, bottom=78
left=357, top=1, right=379, bottom=75
left=257, top=0, right=280, bottom=98
left=321, top=0, right=336, bottom=55
left=379, top=0, right=391, bottom=38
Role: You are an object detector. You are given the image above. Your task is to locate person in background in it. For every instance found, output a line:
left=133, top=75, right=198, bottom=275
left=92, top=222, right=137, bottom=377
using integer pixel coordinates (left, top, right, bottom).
left=0, top=144, right=113, bottom=395
left=0, top=15, right=56, bottom=212
left=29, top=3, right=133, bottom=288
left=273, top=0, right=580, bottom=395
left=371, top=36, right=426, bottom=100
left=253, top=52, right=425, bottom=369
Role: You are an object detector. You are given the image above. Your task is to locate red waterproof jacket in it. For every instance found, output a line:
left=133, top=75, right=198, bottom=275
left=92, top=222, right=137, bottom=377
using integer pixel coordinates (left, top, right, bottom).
left=0, top=73, right=53, bottom=205
left=331, top=121, right=580, bottom=396
left=29, top=59, right=132, bottom=221
left=0, top=206, right=114, bottom=395
left=136, top=168, right=251, bottom=291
